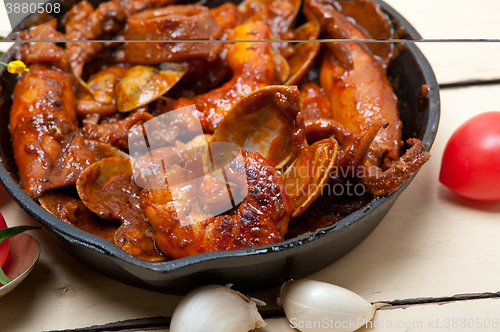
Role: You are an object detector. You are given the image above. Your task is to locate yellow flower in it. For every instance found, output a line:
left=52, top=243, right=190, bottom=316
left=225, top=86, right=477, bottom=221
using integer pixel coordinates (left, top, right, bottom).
left=0, top=60, right=29, bottom=74
left=7, top=60, right=29, bottom=74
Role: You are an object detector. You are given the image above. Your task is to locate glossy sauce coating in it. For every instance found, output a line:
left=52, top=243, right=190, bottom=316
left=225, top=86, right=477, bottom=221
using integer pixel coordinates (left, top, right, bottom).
left=10, top=65, right=95, bottom=199
left=336, top=0, right=394, bottom=70
left=118, top=0, right=179, bottom=16
left=81, top=110, right=153, bottom=150
left=141, top=150, right=292, bottom=258
left=210, top=2, right=242, bottom=31
left=9, top=0, right=431, bottom=260
left=65, top=0, right=126, bottom=76
left=65, top=0, right=177, bottom=76
left=300, top=82, right=331, bottom=121
left=76, top=65, right=129, bottom=117
left=19, top=21, right=70, bottom=71
left=174, top=21, right=274, bottom=133
left=39, top=192, right=118, bottom=242
left=122, top=5, right=223, bottom=64
left=310, top=0, right=402, bottom=167
left=77, top=157, right=166, bottom=261
left=210, top=85, right=306, bottom=169
left=239, top=0, right=300, bottom=40
left=308, top=0, right=429, bottom=196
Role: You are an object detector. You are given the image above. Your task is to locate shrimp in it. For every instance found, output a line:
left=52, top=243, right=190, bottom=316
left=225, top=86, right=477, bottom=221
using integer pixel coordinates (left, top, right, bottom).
left=307, top=0, right=430, bottom=196
left=174, top=21, right=274, bottom=133
left=141, top=149, right=292, bottom=259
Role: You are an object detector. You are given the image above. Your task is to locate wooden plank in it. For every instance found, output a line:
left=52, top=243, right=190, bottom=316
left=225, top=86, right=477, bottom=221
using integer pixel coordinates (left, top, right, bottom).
left=39, top=297, right=500, bottom=331
left=382, top=0, right=500, bottom=84
left=415, top=43, right=500, bottom=85
left=361, top=298, right=500, bottom=332
left=259, top=298, right=500, bottom=332
left=385, top=0, right=500, bottom=39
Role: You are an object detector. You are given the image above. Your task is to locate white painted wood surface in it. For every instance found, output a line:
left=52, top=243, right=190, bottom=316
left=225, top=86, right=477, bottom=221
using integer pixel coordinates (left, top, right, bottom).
left=262, top=298, right=500, bottom=332
left=1, top=0, right=500, bottom=331
left=384, top=0, right=500, bottom=84
left=44, top=297, right=500, bottom=332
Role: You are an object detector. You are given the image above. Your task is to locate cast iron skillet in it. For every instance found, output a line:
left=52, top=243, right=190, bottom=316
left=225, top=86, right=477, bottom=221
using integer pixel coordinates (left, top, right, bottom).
left=0, top=0, right=440, bottom=294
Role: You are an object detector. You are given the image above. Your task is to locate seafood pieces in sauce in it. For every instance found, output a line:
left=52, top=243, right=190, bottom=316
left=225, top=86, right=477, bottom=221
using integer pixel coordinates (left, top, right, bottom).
left=9, top=0, right=431, bottom=260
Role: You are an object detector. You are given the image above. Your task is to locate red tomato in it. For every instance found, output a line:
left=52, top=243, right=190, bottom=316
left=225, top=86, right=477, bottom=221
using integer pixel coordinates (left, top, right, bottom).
left=440, top=111, right=500, bottom=201
left=0, top=212, right=9, bottom=267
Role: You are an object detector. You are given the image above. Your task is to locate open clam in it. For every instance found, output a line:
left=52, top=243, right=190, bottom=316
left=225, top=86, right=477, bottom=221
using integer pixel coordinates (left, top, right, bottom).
left=271, top=51, right=291, bottom=84
left=76, top=157, right=139, bottom=221
left=39, top=192, right=118, bottom=242
left=285, top=21, right=321, bottom=85
left=175, top=134, right=213, bottom=150
left=211, top=85, right=306, bottom=169
left=76, top=157, right=166, bottom=261
left=83, top=66, right=129, bottom=104
left=76, top=66, right=129, bottom=117
left=84, top=140, right=132, bottom=161
left=115, top=63, right=188, bottom=113
left=283, top=138, right=339, bottom=218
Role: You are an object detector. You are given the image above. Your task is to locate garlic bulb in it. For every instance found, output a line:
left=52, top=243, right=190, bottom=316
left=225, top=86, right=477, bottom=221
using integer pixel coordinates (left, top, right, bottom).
left=278, top=279, right=386, bottom=332
left=170, top=284, right=267, bottom=332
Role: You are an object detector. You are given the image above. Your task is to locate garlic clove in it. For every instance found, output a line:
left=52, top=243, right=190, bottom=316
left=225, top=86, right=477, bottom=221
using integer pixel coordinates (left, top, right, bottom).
left=170, top=285, right=267, bottom=332
left=278, top=279, right=386, bottom=332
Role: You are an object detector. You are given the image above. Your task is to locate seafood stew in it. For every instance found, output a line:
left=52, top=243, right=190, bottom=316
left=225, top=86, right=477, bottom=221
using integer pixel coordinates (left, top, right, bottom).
left=0, top=0, right=439, bottom=292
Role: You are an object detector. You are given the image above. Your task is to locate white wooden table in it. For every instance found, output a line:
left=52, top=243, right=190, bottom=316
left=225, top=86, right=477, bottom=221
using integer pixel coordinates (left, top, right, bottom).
left=1, top=0, right=500, bottom=331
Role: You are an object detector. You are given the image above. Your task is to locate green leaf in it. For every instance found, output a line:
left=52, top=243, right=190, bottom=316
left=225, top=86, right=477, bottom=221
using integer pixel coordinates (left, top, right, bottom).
left=0, top=225, right=40, bottom=244
left=0, top=265, right=10, bottom=285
